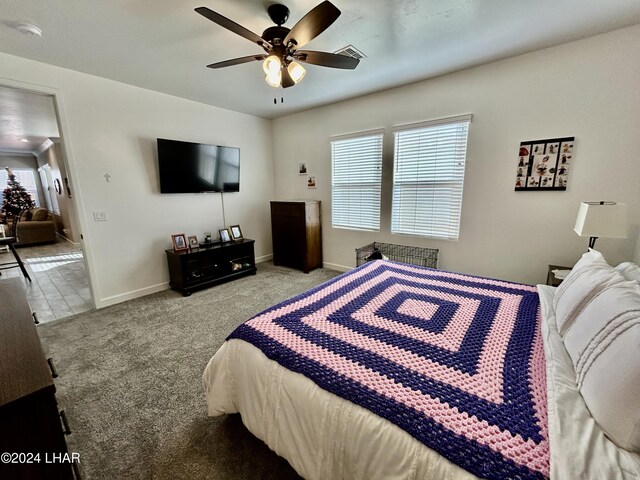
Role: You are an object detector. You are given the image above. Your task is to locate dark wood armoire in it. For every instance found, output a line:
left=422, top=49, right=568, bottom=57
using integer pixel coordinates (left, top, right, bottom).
left=270, top=200, right=322, bottom=273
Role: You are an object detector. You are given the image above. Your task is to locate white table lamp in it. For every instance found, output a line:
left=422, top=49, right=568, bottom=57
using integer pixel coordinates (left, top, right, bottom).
left=574, top=201, right=627, bottom=249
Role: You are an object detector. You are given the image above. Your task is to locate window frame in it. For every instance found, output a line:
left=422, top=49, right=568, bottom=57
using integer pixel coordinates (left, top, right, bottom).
left=0, top=168, right=41, bottom=209
left=330, top=128, right=384, bottom=232
left=391, top=114, right=472, bottom=241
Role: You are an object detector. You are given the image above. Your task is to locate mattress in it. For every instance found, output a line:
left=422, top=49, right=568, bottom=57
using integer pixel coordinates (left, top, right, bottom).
left=203, top=263, right=640, bottom=479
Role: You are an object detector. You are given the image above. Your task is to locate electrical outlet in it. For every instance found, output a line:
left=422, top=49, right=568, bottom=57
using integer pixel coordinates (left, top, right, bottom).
left=93, top=211, right=108, bottom=222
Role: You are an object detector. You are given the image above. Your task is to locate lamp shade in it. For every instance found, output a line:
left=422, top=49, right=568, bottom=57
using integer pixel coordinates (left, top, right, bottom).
left=262, top=55, right=281, bottom=75
left=574, top=202, right=627, bottom=238
left=287, top=61, right=306, bottom=83
left=265, top=71, right=281, bottom=87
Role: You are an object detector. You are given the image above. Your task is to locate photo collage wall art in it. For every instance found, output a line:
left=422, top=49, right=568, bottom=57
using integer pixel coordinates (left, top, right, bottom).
left=515, top=136, right=575, bottom=191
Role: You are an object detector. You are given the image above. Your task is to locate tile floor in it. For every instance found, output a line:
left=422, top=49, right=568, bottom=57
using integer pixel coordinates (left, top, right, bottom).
left=0, top=238, right=93, bottom=323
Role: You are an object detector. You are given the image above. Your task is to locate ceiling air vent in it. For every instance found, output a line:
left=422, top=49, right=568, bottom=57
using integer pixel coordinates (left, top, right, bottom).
left=334, top=45, right=366, bottom=60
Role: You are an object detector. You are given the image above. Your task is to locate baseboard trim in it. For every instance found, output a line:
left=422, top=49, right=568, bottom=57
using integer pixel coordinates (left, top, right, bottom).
left=97, top=255, right=273, bottom=308
left=56, top=233, right=81, bottom=246
left=323, top=262, right=351, bottom=272
left=255, top=254, right=273, bottom=264
left=97, top=254, right=332, bottom=308
left=257, top=255, right=348, bottom=272
left=97, top=282, right=169, bottom=309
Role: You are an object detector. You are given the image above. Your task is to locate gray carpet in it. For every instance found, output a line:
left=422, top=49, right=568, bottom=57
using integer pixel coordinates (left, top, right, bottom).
left=38, top=263, right=341, bottom=479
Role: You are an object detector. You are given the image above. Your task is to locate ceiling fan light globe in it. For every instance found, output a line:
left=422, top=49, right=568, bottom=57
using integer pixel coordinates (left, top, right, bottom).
left=262, top=55, right=281, bottom=75
left=288, top=61, right=306, bottom=83
left=265, top=71, right=282, bottom=88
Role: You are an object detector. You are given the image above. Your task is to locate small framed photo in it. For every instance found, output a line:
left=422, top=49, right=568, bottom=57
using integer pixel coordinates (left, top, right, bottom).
left=298, top=163, right=308, bottom=175
left=307, top=175, right=316, bottom=189
left=229, top=225, right=243, bottom=241
left=171, top=233, right=189, bottom=252
left=219, top=228, right=231, bottom=243
left=187, top=235, right=198, bottom=248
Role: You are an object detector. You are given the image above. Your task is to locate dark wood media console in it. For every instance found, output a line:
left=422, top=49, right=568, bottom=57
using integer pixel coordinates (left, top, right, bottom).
left=165, top=239, right=257, bottom=296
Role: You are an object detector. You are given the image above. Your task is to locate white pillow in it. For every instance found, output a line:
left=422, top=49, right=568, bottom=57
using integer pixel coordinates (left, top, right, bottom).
left=553, top=249, right=625, bottom=336
left=615, top=262, right=640, bottom=282
left=562, top=281, right=640, bottom=452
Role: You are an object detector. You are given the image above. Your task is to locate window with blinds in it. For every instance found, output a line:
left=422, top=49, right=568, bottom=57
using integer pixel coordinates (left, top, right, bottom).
left=331, top=130, right=383, bottom=231
left=0, top=168, right=40, bottom=208
left=391, top=115, right=471, bottom=240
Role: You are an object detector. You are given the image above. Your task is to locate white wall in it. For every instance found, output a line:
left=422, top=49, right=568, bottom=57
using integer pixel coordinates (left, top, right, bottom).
left=36, top=142, right=78, bottom=241
left=0, top=153, right=38, bottom=170
left=1, top=52, right=274, bottom=307
left=272, top=24, right=640, bottom=285
left=2, top=24, right=638, bottom=303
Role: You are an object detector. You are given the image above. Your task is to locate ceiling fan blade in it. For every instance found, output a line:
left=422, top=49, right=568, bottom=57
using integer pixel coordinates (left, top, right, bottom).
left=281, top=66, right=295, bottom=88
left=283, top=1, right=340, bottom=50
left=206, top=54, right=267, bottom=69
left=294, top=50, right=359, bottom=69
left=195, top=7, right=266, bottom=46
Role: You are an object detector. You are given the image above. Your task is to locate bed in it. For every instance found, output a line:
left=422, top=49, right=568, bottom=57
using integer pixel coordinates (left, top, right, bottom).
left=203, top=256, right=640, bottom=479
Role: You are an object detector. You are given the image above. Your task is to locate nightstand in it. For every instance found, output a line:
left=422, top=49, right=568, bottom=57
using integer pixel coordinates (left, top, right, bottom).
left=547, top=264, right=572, bottom=287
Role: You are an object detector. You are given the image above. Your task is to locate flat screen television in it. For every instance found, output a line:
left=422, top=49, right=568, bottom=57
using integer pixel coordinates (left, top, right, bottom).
left=157, top=138, right=240, bottom=193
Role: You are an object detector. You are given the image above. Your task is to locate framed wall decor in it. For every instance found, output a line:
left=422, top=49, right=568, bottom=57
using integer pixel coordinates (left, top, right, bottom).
left=307, top=175, right=317, bottom=189
left=514, top=136, right=575, bottom=191
left=229, top=225, right=243, bottom=241
left=171, top=233, right=189, bottom=252
left=219, top=228, right=231, bottom=243
left=298, top=163, right=308, bottom=175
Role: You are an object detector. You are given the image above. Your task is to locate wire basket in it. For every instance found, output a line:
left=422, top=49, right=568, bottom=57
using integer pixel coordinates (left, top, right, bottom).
left=355, top=242, right=438, bottom=269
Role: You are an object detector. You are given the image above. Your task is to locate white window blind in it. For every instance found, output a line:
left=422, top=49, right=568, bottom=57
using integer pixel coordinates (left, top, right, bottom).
left=331, top=130, right=383, bottom=231
left=391, top=115, right=471, bottom=240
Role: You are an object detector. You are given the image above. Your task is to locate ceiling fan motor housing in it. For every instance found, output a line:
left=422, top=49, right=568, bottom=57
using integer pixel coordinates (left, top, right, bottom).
left=267, top=4, right=290, bottom=26
left=262, top=26, right=290, bottom=46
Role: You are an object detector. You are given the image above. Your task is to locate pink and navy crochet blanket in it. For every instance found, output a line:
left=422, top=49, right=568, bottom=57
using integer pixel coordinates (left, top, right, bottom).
left=229, top=260, right=549, bottom=480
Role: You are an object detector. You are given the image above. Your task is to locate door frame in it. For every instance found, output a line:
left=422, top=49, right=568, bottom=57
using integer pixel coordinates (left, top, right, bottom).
left=0, top=77, right=98, bottom=309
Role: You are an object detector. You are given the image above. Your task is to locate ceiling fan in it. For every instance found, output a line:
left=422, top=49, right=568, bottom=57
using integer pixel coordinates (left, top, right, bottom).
left=195, top=1, right=359, bottom=90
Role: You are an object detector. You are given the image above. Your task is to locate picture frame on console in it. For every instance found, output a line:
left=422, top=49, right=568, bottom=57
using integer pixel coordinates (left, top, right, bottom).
left=171, top=233, right=189, bottom=252
left=219, top=228, right=231, bottom=243
left=229, top=225, right=243, bottom=241
left=187, top=235, right=198, bottom=249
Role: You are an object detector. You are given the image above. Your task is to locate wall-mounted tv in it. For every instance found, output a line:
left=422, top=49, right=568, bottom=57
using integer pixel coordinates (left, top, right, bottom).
left=157, top=138, right=240, bottom=193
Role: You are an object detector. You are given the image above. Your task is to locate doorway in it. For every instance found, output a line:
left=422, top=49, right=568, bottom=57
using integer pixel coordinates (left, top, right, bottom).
left=0, top=84, right=93, bottom=322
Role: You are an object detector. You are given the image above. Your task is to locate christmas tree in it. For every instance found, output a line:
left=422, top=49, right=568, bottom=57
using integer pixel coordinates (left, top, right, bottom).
left=1, top=167, right=35, bottom=220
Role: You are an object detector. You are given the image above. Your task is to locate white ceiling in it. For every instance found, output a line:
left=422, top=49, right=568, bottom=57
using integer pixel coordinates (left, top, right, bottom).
left=0, top=0, right=639, bottom=120
left=0, top=85, right=59, bottom=154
